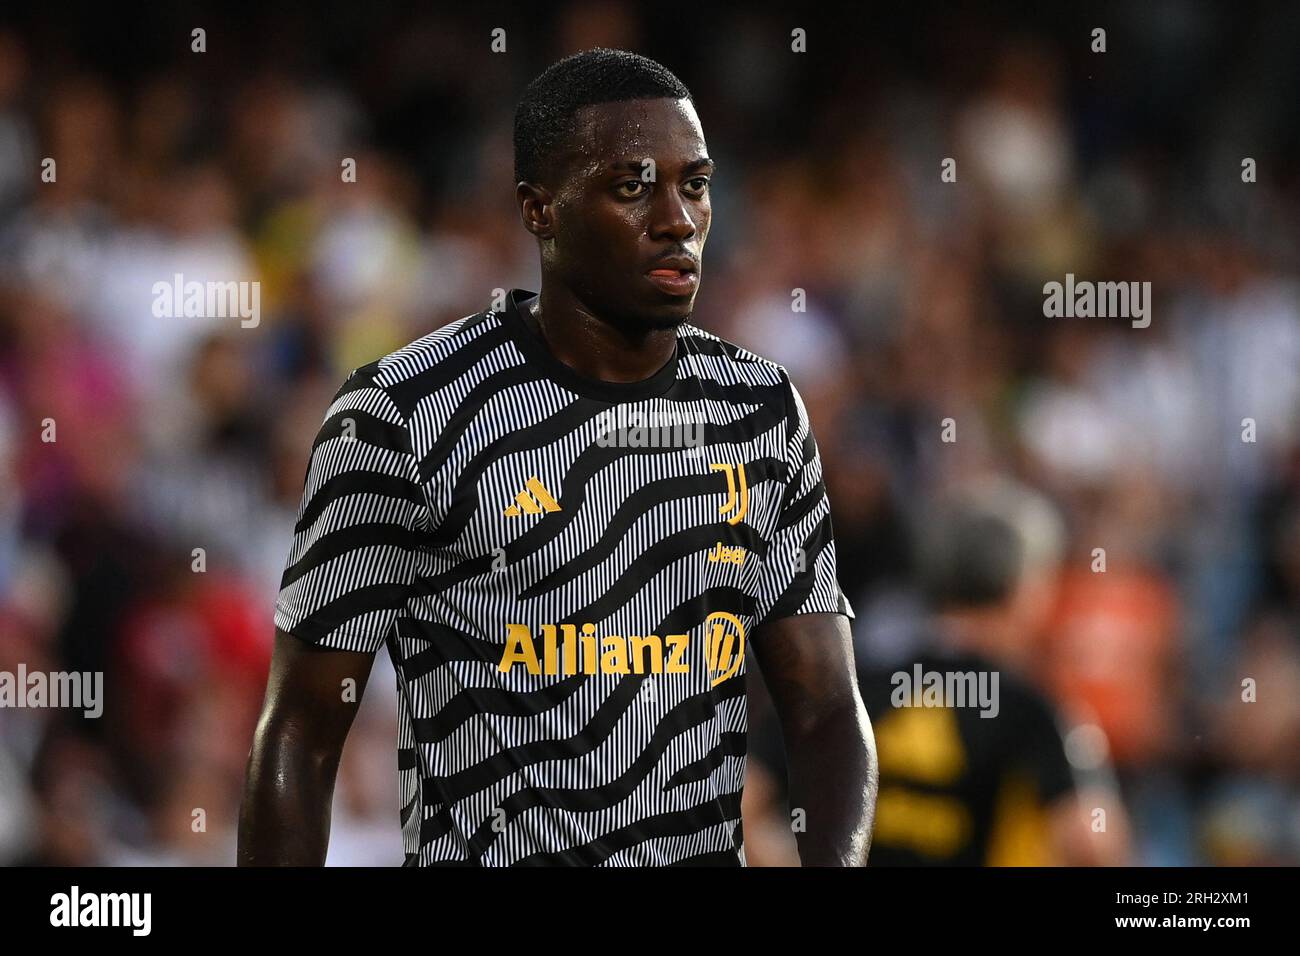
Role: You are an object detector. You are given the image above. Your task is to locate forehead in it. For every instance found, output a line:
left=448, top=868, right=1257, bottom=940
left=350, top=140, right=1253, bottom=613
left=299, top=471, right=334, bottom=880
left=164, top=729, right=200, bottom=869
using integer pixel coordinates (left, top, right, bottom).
left=565, top=97, right=706, bottom=175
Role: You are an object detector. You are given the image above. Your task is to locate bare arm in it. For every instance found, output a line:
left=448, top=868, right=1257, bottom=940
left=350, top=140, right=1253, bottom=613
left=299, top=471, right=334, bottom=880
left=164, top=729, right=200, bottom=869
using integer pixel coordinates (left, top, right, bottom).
left=750, top=612, right=877, bottom=866
left=237, top=628, right=376, bottom=865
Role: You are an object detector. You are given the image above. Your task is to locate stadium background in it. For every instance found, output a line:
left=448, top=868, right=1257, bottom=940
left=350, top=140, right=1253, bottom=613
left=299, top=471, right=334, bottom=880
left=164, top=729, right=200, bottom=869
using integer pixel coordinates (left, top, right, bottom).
left=0, top=1, right=1296, bottom=865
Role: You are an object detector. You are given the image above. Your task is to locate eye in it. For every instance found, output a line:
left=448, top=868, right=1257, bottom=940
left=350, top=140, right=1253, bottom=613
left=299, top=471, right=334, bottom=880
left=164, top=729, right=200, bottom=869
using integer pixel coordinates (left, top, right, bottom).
left=685, top=177, right=710, bottom=195
left=616, top=180, right=648, bottom=197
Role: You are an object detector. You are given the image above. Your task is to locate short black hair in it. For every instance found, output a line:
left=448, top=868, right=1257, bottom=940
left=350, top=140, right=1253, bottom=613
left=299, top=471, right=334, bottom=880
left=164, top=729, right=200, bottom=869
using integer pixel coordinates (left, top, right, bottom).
left=513, top=48, right=693, bottom=187
left=915, top=481, right=1065, bottom=610
left=917, top=505, right=1025, bottom=610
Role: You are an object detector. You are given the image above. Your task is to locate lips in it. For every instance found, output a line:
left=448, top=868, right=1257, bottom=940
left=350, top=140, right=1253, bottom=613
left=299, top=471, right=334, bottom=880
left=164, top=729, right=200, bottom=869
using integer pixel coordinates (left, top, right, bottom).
left=645, top=257, right=699, bottom=296
left=645, top=269, right=699, bottom=296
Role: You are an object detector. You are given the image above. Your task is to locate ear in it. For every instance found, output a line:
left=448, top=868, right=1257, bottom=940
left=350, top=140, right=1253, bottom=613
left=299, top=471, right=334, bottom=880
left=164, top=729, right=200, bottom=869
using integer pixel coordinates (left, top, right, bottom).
left=517, top=182, right=556, bottom=240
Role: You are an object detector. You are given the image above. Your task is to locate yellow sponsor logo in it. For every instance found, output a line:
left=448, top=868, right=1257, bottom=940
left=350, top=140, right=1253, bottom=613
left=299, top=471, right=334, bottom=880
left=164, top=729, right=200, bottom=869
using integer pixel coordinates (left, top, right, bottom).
left=709, top=462, right=748, bottom=525
left=499, top=624, right=689, bottom=676
left=703, top=611, right=745, bottom=688
left=498, top=614, right=746, bottom=688
left=706, top=541, right=746, bottom=565
left=503, top=476, right=561, bottom=517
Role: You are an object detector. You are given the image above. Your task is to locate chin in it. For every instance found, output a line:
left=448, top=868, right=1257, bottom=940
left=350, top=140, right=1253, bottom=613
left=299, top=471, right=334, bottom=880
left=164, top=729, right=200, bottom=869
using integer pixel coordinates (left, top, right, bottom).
left=647, top=310, right=690, bottom=330
left=644, top=297, right=695, bottom=330
left=606, top=291, right=694, bottom=333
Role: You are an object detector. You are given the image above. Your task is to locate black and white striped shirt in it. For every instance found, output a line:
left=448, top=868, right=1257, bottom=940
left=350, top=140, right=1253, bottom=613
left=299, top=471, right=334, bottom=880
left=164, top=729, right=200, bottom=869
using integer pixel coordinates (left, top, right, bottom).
left=275, top=287, right=855, bottom=865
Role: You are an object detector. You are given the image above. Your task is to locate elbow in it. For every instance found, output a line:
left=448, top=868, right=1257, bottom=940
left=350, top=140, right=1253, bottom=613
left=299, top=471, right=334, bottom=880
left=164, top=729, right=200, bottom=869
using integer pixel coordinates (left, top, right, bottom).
left=783, top=692, right=873, bottom=749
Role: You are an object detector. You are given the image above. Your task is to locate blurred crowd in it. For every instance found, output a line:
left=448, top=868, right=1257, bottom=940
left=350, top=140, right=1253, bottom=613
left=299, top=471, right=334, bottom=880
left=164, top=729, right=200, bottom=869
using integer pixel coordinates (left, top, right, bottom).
left=0, top=3, right=1296, bottom=865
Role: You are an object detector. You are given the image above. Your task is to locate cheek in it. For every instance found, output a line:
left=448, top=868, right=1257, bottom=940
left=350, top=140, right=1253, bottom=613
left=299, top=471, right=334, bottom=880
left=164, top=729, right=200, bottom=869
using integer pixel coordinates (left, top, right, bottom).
left=555, top=207, right=607, bottom=260
left=572, top=194, right=640, bottom=238
left=698, top=208, right=712, bottom=241
left=592, top=208, right=651, bottom=257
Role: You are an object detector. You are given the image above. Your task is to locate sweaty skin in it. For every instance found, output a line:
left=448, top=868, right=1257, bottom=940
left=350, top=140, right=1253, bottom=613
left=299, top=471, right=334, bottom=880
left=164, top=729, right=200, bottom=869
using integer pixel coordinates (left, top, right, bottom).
left=238, top=96, right=877, bottom=866
left=750, top=612, right=877, bottom=865
left=239, top=630, right=372, bottom=865
left=515, top=97, right=711, bottom=377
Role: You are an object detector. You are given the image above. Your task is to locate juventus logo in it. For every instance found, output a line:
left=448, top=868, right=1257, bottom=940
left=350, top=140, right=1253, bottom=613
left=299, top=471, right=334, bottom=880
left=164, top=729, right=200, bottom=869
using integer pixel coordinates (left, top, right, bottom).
left=503, top=476, right=562, bottom=517
left=709, top=462, right=748, bottom=525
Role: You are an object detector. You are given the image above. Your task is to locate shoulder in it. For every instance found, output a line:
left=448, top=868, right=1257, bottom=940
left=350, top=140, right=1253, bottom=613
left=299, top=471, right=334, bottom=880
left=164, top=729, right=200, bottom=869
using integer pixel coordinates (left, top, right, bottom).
left=676, top=322, right=820, bottom=443
left=677, top=321, right=793, bottom=392
left=357, top=309, right=501, bottom=392
left=334, top=308, right=505, bottom=421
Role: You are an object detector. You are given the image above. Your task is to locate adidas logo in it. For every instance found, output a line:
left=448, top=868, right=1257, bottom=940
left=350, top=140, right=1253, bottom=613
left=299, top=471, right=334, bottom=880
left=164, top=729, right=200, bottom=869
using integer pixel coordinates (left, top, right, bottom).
left=503, top=477, right=562, bottom=517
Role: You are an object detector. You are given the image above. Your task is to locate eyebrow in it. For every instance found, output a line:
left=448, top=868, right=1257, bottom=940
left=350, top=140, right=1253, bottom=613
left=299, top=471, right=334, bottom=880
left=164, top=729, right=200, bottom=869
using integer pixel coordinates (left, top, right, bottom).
left=606, top=157, right=717, bottom=175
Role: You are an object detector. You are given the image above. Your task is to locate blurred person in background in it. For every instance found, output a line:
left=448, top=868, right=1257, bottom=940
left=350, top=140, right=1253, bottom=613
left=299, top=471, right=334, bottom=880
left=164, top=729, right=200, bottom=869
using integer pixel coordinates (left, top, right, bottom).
left=747, top=478, right=1131, bottom=865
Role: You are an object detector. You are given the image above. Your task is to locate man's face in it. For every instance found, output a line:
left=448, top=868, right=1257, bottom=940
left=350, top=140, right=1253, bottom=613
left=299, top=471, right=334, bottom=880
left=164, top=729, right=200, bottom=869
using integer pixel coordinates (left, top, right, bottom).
left=544, top=97, right=713, bottom=332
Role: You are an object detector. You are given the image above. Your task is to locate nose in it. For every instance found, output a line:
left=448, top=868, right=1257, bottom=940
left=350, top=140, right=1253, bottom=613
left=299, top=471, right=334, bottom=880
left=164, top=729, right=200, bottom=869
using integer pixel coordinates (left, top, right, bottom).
left=648, top=184, right=697, bottom=243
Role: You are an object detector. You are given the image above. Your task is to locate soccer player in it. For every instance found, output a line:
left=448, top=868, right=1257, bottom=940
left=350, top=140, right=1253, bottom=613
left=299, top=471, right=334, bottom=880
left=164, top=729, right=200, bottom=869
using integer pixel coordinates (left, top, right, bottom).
left=239, top=48, right=876, bottom=866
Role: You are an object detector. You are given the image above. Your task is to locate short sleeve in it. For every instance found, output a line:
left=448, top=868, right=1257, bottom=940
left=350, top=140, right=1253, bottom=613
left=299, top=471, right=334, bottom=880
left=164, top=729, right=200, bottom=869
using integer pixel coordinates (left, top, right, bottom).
left=752, top=373, right=855, bottom=629
left=1016, top=689, right=1077, bottom=805
left=274, top=368, right=427, bottom=653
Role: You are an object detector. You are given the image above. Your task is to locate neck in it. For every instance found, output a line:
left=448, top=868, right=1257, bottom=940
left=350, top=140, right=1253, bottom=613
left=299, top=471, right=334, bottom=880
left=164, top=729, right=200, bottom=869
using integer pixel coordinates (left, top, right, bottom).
left=525, top=285, right=678, bottom=384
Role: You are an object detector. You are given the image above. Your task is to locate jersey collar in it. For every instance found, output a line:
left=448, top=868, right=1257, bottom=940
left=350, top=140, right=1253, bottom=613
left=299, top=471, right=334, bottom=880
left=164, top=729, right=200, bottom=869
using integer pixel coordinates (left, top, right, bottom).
left=499, top=288, right=680, bottom=402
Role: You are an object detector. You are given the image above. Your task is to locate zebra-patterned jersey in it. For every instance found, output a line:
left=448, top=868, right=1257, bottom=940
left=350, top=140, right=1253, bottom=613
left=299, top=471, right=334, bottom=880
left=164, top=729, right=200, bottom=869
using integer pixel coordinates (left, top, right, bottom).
left=274, top=287, right=855, bottom=866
